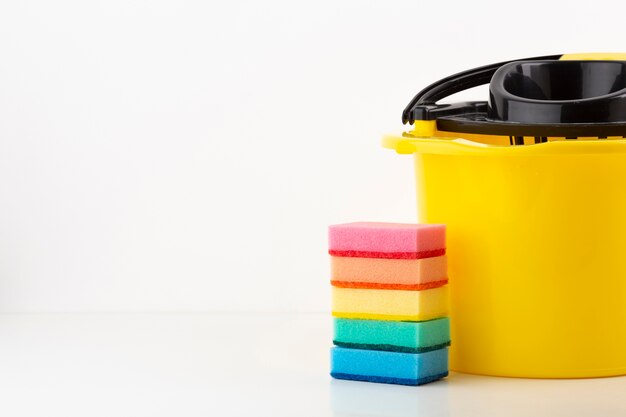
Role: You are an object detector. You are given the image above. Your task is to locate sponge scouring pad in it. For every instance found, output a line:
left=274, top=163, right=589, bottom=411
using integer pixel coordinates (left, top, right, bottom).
left=332, top=286, right=448, bottom=321
left=331, top=346, right=449, bottom=386
left=330, top=255, right=448, bottom=290
left=333, top=317, right=450, bottom=353
left=328, top=222, right=445, bottom=259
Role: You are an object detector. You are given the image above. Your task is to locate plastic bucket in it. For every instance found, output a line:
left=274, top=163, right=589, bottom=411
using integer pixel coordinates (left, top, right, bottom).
left=384, top=53, right=626, bottom=378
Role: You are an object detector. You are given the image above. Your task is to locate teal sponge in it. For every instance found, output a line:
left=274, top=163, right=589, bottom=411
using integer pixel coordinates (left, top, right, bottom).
left=333, top=317, right=450, bottom=353
left=331, top=346, right=448, bottom=386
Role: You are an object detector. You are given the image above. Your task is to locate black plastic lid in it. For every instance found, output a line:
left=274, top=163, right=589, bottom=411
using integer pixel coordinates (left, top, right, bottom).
left=489, top=60, right=626, bottom=124
left=403, top=55, right=626, bottom=137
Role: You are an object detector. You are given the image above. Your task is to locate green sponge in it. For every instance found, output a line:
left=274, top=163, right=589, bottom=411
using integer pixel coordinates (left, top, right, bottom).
left=333, top=317, right=450, bottom=353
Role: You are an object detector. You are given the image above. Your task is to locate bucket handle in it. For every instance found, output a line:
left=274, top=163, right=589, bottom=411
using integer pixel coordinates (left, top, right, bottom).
left=402, top=54, right=562, bottom=124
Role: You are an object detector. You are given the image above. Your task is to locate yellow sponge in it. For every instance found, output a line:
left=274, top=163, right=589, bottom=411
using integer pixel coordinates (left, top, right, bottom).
left=332, top=286, right=448, bottom=321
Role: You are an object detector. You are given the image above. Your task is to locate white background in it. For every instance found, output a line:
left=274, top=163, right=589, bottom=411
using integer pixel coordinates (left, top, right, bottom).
left=1, top=0, right=625, bottom=313
left=3, top=2, right=626, bottom=416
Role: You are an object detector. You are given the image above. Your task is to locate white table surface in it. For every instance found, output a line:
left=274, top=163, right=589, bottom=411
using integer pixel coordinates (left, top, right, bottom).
left=0, top=312, right=624, bottom=417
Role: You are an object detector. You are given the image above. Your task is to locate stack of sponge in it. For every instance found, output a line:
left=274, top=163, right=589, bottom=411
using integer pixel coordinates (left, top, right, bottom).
left=329, top=222, right=450, bottom=386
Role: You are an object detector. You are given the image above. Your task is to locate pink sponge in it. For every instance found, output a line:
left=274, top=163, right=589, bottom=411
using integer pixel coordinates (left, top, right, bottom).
left=329, top=222, right=446, bottom=259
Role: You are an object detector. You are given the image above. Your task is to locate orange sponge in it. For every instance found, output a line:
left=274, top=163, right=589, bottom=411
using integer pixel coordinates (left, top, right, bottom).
left=330, top=255, right=448, bottom=290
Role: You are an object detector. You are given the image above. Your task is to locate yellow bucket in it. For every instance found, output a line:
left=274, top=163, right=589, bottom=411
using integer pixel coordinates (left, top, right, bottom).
left=384, top=53, right=626, bottom=378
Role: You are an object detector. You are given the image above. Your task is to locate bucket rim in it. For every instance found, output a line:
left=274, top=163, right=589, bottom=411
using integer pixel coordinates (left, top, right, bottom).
left=383, top=133, right=626, bottom=156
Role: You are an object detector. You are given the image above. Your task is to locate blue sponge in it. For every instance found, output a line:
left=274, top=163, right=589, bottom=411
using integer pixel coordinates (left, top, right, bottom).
left=330, top=346, right=448, bottom=386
